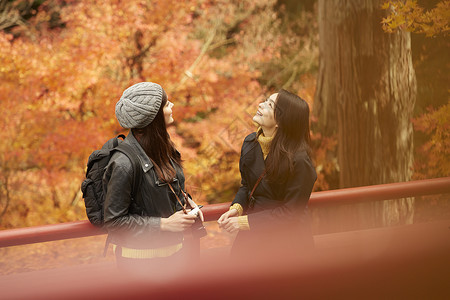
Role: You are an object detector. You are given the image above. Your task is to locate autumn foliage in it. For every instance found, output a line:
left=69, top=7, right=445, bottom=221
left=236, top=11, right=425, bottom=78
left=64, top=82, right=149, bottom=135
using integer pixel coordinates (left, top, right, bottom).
left=0, top=0, right=447, bottom=233
left=382, top=0, right=449, bottom=36
left=0, top=0, right=320, bottom=229
left=412, top=103, right=450, bottom=179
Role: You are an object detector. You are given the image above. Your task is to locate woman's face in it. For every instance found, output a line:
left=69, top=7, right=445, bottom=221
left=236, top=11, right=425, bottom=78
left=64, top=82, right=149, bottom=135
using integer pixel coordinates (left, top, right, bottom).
left=253, top=93, right=277, bottom=131
left=163, top=99, right=174, bottom=125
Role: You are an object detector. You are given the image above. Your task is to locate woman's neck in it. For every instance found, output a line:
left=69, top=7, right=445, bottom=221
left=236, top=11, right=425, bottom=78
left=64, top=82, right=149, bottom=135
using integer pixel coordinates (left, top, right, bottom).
left=261, top=126, right=276, bottom=137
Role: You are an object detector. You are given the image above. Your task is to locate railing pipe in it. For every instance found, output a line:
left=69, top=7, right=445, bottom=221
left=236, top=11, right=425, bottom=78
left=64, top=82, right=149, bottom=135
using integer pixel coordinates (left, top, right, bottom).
left=0, top=177, right=449, bottom=248
left=309, top=176, right=450, bottom=206
left=0, top=221, right=105, bottom=248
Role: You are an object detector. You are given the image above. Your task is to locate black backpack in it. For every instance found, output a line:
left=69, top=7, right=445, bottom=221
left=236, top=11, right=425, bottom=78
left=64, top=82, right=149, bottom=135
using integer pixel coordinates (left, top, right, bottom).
left=81, top=134, right=142, bottom=227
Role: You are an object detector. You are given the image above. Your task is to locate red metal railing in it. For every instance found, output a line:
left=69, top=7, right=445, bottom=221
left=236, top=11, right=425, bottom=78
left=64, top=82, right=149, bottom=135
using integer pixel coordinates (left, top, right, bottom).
left=0, top=177, right=449, bottom=248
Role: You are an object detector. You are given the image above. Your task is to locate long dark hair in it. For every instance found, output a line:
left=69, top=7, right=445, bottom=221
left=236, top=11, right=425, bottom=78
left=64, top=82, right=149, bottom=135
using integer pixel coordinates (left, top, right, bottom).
left=132, top=90, right=181, bottom=182
left=264, top=89, right=312, bottom=185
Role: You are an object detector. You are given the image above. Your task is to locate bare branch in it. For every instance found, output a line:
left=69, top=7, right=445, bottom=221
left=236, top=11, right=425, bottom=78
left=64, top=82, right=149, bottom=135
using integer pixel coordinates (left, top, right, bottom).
left=0, top=0, right=29, bottom=31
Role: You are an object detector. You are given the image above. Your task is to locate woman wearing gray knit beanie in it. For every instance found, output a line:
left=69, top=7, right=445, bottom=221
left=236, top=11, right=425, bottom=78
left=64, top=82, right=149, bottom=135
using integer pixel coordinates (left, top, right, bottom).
left=103, top=82, right=204, bottom=272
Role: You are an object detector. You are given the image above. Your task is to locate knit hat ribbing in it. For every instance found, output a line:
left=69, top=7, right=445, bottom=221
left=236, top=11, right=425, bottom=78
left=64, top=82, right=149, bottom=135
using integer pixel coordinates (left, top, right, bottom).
left=115, top=82, right=164, bottom=129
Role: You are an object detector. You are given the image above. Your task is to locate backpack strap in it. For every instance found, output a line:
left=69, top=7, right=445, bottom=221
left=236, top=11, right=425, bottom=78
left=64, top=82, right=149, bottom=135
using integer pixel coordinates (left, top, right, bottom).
left=115, top=142, right=142, bottom=200
left=114, top=134, right=126, bottom=147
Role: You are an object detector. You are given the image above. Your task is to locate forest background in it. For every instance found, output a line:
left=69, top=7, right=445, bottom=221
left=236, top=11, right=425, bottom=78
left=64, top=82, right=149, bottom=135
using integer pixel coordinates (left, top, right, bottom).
left=0, top=0, right=448, bottom=232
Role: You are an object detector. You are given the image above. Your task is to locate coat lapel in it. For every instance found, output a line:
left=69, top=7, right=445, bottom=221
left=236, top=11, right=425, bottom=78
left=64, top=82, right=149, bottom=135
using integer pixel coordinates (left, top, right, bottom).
left=242, top=138, right=267, bottom=186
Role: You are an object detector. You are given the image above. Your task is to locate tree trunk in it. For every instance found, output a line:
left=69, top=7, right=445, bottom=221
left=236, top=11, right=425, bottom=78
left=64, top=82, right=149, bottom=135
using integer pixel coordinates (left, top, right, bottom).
left=313, top=0, right=416, bottom=230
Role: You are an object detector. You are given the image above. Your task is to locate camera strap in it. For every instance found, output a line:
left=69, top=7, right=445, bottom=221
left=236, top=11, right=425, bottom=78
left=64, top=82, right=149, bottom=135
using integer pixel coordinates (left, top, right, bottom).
left=150, top=159, right=189, bottom=214
left=167, top=182, right=188, bottom=214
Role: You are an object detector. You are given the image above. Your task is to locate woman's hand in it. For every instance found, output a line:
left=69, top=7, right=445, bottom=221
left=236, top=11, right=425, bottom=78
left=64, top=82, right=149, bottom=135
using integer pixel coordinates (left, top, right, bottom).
left=219, top=216, right=240, bottom=233
left=217, top=209, right=238, bottom=226
left=186, top=197, right=204, bottom=222
left=160, top=211, right=196, bottom=232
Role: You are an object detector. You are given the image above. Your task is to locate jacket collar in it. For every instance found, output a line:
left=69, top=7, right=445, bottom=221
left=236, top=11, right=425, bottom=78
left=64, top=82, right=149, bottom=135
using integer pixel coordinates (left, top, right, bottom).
left=241, top=132, right=258, bottom=157
left=242, top=132, right=266, bottom=177
left=125, top=131, right=154, bottom=173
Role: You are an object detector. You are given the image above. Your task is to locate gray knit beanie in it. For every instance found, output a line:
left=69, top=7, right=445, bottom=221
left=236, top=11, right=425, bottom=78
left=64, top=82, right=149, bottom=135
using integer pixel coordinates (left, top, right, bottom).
left=115, top=82, right=164, bottom=129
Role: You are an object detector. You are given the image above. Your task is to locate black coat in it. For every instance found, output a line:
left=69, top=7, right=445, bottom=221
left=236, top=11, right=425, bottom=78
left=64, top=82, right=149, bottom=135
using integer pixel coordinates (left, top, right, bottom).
left=231, top=132, right=317, bottom=255
left=102, top=132, right=186, bottom=249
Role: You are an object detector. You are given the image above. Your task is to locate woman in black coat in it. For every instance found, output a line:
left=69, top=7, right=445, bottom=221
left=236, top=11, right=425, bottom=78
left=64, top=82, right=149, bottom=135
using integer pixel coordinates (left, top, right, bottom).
left=218, top=89, right=317, bottom=257
left=103, top=82, right=203, bottom=271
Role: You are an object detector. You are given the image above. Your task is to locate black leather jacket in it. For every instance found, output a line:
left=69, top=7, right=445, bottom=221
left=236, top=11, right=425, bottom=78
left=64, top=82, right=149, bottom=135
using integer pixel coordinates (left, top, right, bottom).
left=231, top=132, right=317, bottom=253
left=102, top=132, right=186, bottom=249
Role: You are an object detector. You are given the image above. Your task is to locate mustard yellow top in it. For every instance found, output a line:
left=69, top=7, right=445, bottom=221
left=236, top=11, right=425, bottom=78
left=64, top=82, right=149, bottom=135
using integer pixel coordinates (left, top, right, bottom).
left=257, top=127, right=273, bottom=160
left=228, top=204, right=249, bottom=230
left=230, top=203, right=243, bottom=216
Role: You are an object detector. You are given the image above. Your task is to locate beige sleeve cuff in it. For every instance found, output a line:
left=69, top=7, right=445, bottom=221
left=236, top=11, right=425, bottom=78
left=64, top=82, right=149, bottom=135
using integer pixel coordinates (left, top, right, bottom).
left=229, top=203, right=243, bottom=216
left=238, top=216, right=250, bottom=231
